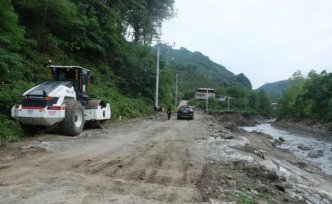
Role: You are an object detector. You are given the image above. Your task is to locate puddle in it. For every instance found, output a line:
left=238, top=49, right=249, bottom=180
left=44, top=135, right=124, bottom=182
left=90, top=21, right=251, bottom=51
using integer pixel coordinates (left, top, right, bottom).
left=242, top=123, right=332, bottom=175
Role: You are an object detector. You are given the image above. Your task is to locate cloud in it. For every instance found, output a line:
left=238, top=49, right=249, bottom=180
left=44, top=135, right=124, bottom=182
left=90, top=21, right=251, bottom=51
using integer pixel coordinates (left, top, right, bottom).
left=162, top=0, right=332, bottom=88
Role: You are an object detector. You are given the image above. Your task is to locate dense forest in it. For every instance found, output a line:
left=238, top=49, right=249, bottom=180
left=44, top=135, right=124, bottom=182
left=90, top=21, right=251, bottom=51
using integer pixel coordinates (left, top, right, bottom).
left=254, top=69, right=332, bottom=123
left=0, top=0, right=176, bottom=141
left=277, top=70, right=332, bottom=122
left=158, top=45, right=252, bottom=97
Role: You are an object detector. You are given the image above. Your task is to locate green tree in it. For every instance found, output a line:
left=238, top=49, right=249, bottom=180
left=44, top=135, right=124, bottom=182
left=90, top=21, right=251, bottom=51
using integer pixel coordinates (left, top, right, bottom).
left=14, top=0, right=110, bottom=59
left=277, top=70, right=305, bottom=118
left=296, top=70, right=332, bottom=121
left=226, top=85, right=246, bottom=98
left=256, top=90, right=272, bottom=117
left=0, top=0, right=25, bottom=83
left=247, top=91, right=257, bottom=110
left=246, top=90, right=272, bottom=117
left=159, top=68, right=173, bottom=107
left=121, top=0, right=175, bottom=44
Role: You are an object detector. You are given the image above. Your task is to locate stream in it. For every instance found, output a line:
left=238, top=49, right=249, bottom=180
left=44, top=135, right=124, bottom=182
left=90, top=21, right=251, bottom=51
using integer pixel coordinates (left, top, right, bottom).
left=242, top=123, right=332, bottom=176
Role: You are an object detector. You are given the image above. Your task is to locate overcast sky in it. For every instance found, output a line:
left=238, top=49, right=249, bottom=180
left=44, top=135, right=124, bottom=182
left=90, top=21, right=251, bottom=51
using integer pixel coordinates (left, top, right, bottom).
left=161, top=0, right=332, bottom=89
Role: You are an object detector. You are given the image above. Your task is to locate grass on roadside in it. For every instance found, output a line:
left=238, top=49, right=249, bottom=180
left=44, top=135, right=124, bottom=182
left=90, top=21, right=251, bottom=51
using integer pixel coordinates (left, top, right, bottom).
left=236, top=191, right=275, bottom=204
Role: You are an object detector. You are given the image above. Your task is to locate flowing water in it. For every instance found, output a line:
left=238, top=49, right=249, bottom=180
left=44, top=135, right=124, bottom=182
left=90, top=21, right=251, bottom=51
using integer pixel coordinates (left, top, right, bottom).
left=242, top=123, right=332, bottom=176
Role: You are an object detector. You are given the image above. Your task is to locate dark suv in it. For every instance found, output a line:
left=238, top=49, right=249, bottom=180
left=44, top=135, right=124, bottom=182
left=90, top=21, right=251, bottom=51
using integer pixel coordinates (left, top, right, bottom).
left=177, top=105, right=194, bottom=120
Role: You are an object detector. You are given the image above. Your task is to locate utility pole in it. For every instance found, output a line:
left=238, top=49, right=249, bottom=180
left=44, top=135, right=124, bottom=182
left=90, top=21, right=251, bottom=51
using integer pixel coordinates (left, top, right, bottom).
left=227, top=96, right=230, bottom=111
left=206, top=89, right=209, bottom=112
left=175, top=73, right=179, bottom=108
left=154, top=41, right=175, bottom=110
left=155, top=44, right=160, bottom=109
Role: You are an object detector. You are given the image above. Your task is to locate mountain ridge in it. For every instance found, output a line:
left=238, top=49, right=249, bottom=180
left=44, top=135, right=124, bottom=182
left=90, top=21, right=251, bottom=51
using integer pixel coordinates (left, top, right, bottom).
left=257, top=79, right=289, bottom=97
left=158, top=45, right=252, bottom=96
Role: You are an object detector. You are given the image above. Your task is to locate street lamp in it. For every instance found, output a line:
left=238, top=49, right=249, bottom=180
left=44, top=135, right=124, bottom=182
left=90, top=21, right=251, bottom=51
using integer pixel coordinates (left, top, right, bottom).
left=155, top=44, right=160, bottom=109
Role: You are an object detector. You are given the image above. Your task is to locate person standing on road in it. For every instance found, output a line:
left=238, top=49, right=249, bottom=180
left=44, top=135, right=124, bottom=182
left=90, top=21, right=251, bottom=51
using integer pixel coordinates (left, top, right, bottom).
left=167, top=106, right=171, bottom=120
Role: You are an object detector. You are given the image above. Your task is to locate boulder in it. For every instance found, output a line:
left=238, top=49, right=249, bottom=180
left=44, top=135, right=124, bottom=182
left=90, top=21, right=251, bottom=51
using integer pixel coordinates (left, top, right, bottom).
left=307, top=149, right=324, bottom=158
left=243, top=163, right=261, bottom=173
left=268, top=139, right=275, bottom=144
left=226, top=179, right=237, bottom=187
left=275, top=181, right=293, bottom=192
left=267, top=171, right=279, bottom=180
left=298, top=143, right=311, bottom=151
left=279, top=137, right=286, bottom=143
left=268, top=139, right=281, bottom=146
left=255, top=184, right=272, bottom=194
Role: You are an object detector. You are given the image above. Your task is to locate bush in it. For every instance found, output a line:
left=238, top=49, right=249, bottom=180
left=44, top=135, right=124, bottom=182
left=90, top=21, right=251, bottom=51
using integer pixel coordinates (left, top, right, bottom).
left=0, top=115, right=21, bottom=142
left=242, top=109, right=257, bottom=117
left=90, top=83, right=153, bottom=119
left=236, top=192, right=255, bottom=204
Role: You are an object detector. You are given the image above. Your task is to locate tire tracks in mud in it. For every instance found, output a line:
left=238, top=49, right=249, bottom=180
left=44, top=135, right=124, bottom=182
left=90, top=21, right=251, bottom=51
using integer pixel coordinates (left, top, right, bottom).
left=71, top=136, right=196, bottom=188
left=63, top=120, right=200, bottom=203
left=0, top=112, right=212, bottom=203
left=0, top=117, right=201, bottom=203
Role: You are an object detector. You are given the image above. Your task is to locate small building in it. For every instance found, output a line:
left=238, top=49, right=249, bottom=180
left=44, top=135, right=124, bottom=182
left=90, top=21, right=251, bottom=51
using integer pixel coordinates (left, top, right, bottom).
left=216, top=95, right=227, bottom=102
left=271, top=102, right=278, bottom=110
left=195, top=88, right=215, bottom=100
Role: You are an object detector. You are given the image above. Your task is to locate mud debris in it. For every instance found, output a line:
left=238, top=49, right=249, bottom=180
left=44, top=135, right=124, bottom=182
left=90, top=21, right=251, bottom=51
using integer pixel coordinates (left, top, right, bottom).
left=0, top=144, right=46, bottom=162
left=197, top=160, right=305, bottom=204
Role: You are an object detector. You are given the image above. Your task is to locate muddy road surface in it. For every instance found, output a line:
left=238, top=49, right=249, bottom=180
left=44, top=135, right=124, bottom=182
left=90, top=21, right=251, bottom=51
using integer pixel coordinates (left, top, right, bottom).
left=1, top=111, right=332, bottom=204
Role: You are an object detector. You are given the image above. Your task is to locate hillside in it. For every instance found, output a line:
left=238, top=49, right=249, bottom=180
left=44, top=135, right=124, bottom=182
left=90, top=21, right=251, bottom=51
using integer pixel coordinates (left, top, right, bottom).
left=0, top=0, right=175, bottom=141
left=257, top=80, right=289, bottom=97
left=158, top=45, right=252, bottom=97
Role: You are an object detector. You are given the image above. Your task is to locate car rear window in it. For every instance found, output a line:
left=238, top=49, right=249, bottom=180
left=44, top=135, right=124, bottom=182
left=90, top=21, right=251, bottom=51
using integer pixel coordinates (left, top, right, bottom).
left=179, top=106, right=191, bottom=111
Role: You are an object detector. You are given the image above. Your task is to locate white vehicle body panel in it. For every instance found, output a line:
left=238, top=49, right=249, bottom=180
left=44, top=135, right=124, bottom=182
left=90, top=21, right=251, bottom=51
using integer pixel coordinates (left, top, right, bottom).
left=12, top=102, right=111, bottom=126
left=47, top=86, right=76, bottom=103
left=85, top=103, right=111, bottom=121
left=11, top=105, right=65, bottom=126
left=12, top=83, right=77, bottom=126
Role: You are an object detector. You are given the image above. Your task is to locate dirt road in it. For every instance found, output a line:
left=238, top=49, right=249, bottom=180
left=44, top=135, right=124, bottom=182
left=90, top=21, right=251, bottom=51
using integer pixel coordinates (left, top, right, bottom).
left=1, top=111, right=332, bottom=203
